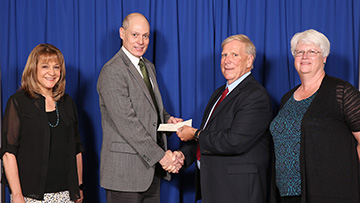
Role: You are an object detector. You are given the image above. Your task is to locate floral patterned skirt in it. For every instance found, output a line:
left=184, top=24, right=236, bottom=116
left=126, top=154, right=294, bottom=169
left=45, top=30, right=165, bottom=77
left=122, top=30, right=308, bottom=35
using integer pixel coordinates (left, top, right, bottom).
left=12, top=191, right=73, bottom=203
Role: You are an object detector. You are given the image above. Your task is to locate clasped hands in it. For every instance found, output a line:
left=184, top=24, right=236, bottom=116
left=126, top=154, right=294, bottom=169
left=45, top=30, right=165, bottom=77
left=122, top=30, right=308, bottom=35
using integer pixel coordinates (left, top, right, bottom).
left=159, top=119, right=197, bottom=173
left=159, top=150, right=185, bottom=173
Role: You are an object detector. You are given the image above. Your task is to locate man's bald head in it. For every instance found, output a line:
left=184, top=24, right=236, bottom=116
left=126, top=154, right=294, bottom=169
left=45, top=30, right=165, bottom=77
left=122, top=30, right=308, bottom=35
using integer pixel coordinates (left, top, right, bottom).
left=122, top=13, right=150, bottom=31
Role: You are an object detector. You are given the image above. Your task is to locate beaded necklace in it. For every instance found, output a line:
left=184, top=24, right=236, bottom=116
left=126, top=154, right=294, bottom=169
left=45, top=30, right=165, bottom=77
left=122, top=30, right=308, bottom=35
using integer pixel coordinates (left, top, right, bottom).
left=48, top=101, right=59, bottom=128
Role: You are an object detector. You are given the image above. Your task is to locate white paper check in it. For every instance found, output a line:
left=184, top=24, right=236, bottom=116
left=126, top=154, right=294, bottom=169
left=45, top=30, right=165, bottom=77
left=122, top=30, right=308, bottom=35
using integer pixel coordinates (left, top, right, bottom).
left=157, top=119, right=192, bottom=132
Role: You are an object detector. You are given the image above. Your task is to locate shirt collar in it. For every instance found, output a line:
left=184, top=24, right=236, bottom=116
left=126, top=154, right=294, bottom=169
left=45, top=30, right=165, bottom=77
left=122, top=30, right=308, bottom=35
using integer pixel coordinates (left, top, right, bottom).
left=226, top=71, right=251, bottom=92
left=121, top=46, right=143, bottom=67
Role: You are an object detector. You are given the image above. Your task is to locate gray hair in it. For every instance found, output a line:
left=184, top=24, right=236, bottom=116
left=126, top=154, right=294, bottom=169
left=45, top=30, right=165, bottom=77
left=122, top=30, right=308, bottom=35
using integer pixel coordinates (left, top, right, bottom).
left=222, top=34, right=256, bottom=60
left=290, top=29, right=330, bottom=58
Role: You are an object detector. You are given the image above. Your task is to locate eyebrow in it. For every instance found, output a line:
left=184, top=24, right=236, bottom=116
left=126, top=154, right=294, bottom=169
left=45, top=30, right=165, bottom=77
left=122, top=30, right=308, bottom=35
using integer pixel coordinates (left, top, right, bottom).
left=132, top=31, right=150, bottom=35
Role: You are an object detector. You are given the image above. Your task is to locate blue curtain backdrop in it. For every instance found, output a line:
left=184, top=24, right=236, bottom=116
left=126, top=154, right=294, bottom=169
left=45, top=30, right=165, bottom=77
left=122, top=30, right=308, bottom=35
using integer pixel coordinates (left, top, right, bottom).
left=0, top=0, right=359, bottom=202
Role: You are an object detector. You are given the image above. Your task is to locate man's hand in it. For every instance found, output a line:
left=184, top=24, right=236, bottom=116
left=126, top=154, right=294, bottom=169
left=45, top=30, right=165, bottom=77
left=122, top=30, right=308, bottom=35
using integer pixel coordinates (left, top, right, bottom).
left=167, top=116, right=183, bottom=124
left=173, top=151, right=185, bottom=167
left=159, top=150, right=184, bottom=173
left=177, top=126, right=197, bottom=141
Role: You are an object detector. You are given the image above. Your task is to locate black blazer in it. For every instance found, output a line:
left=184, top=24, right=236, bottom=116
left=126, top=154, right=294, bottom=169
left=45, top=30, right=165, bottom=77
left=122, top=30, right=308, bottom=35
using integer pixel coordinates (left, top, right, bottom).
left=181, top=74, right=272, bottom=203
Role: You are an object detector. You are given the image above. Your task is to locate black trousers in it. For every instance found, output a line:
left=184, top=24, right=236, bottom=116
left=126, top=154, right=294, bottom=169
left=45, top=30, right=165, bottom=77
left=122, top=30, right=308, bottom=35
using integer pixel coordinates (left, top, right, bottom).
left=105, top=164, right=163, bottom=203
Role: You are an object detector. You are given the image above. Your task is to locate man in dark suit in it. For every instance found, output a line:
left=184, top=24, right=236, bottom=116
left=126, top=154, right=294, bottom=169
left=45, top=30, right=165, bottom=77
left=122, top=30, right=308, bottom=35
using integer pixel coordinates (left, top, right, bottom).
left=176, top=34, right=272, bottom=203
left=97, top=13, right=182, bottom=203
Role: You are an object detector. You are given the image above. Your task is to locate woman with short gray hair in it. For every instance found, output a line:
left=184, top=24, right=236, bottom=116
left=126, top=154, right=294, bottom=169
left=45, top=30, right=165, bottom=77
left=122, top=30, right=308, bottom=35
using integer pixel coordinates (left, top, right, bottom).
left=270, top=29, right=360, bottom=203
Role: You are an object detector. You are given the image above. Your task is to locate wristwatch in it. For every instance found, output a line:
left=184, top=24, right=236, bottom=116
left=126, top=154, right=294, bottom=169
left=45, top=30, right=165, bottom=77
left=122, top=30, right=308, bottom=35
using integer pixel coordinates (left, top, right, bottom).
left=194, top=129, right=201, bottom=140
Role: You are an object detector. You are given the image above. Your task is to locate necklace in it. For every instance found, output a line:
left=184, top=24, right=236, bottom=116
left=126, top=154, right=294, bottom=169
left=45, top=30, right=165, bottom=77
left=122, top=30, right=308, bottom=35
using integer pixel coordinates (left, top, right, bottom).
left=48, top=101, right=59, bottom=128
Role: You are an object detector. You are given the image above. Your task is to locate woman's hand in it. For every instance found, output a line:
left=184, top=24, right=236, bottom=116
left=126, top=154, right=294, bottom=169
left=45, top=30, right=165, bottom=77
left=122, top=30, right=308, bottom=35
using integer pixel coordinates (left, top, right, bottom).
left=75, top=190, right=84, bottom=203
left=11, top=193, right=25, bottom=203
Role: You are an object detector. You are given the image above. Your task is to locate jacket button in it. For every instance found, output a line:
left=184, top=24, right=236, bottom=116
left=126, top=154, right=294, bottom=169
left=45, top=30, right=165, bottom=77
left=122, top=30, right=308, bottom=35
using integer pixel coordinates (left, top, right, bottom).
left=143, top=155, right=150, bottom=162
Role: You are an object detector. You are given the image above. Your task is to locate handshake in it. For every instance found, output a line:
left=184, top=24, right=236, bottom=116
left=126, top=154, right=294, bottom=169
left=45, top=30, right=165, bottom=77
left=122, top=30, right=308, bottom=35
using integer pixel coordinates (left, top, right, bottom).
left=158, top=118, right=197, bottom=173
left=159, top=150, right=185, bottom=173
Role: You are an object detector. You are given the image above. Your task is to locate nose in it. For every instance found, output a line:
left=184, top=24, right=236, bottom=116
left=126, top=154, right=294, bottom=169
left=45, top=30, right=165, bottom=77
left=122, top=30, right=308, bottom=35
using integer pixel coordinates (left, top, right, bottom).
left=301, top=52, right=309, bottom=59
left=49, top=67, right=56, bottom=75
left=301, top=52, right=308, bottom=59
left=137, top=37, right=144, bottom=45
left=224, top=55, right=231, bottom=64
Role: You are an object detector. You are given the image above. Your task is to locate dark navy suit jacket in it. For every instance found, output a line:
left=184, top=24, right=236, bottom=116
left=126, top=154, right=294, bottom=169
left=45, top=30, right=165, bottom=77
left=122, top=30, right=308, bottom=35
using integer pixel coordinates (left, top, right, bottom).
left=181, top=74, right=272, bottom=203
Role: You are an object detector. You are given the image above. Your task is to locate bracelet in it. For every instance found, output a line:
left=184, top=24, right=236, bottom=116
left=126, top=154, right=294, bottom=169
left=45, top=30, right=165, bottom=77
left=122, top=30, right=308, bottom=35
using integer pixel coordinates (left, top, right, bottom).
left=194, top=129, right=201, bottom=140
left=79, top=183, right=85, bottom=190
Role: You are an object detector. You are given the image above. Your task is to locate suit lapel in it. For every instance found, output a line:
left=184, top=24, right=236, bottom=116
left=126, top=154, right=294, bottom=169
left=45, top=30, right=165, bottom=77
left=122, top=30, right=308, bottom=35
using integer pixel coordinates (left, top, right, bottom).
left=203, top=74, right=255, bottom=127
left=144, top=59, right=163, bottom=114
left=118, top=50, right=158, bottom=112
left=200, top=87, right=224, bottom=128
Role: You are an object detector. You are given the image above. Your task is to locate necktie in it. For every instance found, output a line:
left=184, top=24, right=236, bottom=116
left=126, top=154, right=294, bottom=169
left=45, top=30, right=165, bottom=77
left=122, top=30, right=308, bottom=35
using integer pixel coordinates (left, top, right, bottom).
left=139, top=59, right=164, bottom=149
left=211, top=87, right=229, bottom=115
left=197, top=87, right=229, bottom=160
left=139, top=59, right=159, bottom=113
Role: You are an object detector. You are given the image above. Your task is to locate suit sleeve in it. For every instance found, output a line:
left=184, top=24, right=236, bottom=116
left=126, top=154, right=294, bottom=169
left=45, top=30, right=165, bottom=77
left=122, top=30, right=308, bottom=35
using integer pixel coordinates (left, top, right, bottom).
left=179, top=140, right=198, bottom=168
left=97, top=62, right=165, bottom=167
left=199, top=86, right=272, bottom=155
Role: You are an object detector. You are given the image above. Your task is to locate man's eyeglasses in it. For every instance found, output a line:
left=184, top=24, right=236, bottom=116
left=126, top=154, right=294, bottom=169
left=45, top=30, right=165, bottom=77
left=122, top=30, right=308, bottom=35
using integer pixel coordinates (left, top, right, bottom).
left=293, top=50, right=322, bottom=57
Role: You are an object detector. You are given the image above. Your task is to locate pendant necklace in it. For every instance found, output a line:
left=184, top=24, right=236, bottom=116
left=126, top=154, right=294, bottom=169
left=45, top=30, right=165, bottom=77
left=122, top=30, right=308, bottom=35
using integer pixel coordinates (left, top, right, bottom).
left=48, top=101, right=59, bottom=128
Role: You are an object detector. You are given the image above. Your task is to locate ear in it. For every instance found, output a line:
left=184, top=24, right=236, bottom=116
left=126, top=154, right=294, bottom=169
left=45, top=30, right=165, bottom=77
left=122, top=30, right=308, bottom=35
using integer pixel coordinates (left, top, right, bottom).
left=119, top=27, right=124, bottom=40
left=323, top=56, right=327, bottom=64
left=247, top=55, right=254, bottom=68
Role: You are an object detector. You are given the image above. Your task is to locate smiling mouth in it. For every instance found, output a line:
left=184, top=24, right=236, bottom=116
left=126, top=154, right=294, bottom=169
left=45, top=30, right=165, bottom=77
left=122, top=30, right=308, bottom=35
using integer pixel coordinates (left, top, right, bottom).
left=300, top=61, right=311, bottom=65
left=135, top=46, right=144, bottom=51
left=223, top=64, right=232, bottom=69
left=45, top=77, right=56, bottom=81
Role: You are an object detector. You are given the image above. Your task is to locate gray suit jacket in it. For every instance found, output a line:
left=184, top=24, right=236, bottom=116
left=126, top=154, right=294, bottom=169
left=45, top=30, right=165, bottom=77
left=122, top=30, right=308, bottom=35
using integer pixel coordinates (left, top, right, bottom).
left=97, top=49, right=171, bottom=192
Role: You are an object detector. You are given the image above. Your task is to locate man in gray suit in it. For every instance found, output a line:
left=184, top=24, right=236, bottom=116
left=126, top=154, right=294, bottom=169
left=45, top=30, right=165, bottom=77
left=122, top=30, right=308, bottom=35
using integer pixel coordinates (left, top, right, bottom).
left=97, top=13, right=183, bottom=203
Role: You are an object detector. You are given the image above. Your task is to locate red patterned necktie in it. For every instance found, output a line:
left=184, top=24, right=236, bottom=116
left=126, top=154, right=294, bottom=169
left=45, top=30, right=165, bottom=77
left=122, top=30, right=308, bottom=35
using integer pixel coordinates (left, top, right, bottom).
left=197, top=87, right=229, bottom=160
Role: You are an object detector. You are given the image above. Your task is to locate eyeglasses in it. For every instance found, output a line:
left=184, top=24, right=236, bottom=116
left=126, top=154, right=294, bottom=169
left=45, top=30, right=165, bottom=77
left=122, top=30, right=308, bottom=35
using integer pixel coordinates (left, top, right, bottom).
left=293, top=50, right=322, bottom=57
